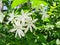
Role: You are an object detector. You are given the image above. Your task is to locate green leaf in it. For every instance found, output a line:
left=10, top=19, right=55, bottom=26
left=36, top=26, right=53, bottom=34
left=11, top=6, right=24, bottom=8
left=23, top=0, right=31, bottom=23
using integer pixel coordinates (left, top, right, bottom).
left=25, top=32, right=39, bottom=45
left=26, top=32, right=34, bottom=40
left=43, top=18, right=50, bottom=22
left=37, top=34, right=46, bottom=43
left=11, top=0, right=28, bottom=8
left=30, top=0, right=48, bottom=9
left=28, top=39, right=39, bottom=45
left=49, top=40, right=56, bottom=45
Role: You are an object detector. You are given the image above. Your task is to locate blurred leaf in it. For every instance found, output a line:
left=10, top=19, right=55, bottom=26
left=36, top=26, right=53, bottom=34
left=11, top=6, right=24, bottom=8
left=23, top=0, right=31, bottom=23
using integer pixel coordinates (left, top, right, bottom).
left=30, top=0, right=48, bottom=9
left=55, top=21, right=60, bottom=28
left=11, top=0, right=28, bottom=8
left=37, top=34, right=46, bottom=43
left=49, top=40, right=56, bottom=45
left=28, top=39, right=39, bottom=45
left=26, top=32, right=34, bottom=40
left=43, top=18, right=50, bottom=22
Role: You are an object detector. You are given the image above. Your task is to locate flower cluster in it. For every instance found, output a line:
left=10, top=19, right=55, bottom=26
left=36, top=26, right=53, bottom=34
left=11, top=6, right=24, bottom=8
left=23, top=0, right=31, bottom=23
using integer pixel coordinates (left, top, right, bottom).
left=40, top=4, right=49, bottom=20
left=8, top=10, right=38, bottom=38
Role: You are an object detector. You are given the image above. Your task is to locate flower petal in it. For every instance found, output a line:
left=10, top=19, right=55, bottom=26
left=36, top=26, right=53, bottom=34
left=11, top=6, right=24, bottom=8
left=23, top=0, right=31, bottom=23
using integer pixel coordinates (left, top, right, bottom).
left=30, top=26, right=33, bottom=32
left=15, top=30, right=18, bottom=38
left=9, top=29, right=16, bottom=32
left=25, top=26, right=29, bottom=33
left=32, top=19, right=38, bottom=23
left=32, top=24, right=36, bottom=29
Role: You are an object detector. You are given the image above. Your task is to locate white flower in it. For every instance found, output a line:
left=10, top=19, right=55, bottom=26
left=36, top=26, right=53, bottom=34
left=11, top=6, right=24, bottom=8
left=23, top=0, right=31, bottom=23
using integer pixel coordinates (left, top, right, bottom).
left=8, top=9, right=38, bottom=38
left=21, top=9, right=32, bottom=16
left=7, top=11, right=15, bottom=24
left=41, top=11, right=49, bottom=20
left=40, top=6, right=49, bottom=20
left=56, top=39, right=60, bottom=45
left=9, top=20, right=25, bottom=38
left=45, top=25, right=54, bottom=30
left=25, top=18, right=38, bottom=33
left=56, top=21, right=60, bottom=28
left=9, top=29, right=25, bottom=38
left=0, top=11, right=5, bottom=23
left=11, top=16, right=20, bottom=24
left=20, top=9, right=32, bottom=25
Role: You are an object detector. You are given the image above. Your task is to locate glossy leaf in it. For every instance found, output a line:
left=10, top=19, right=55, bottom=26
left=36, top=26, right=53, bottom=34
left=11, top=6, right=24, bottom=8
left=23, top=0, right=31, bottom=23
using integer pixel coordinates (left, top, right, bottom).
left=11, top=0, right=28, bottom=8
left=30, top=0, right=48, bottom=9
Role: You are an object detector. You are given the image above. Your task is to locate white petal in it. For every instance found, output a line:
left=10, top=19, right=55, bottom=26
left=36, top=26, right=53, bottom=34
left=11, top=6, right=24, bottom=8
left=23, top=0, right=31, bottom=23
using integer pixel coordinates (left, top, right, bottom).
left=20, top=30, right=25, bottom=36
left=9, top=29, right=16, bottom=32
left=32, top=19, right=38, bottom=23
left=18, top=30, right=21, bottom=38
left=32, top=24, right=36, bottom=29
left=56, top=39, right=60, bottom=44
left=15, top=21, right=20, bottom=26
left=15, top=30, right=18, bottom=38
left=21, top=9, right=24, bottom=15
left=30, top=26, right=33, bottom=32
left=27, top=13, right=32, bottom=16
left=25, top=26, right=29, bottom=33
left=17, top=30, right=25, bottom=38
left=22, top=18, right=25, bottom=24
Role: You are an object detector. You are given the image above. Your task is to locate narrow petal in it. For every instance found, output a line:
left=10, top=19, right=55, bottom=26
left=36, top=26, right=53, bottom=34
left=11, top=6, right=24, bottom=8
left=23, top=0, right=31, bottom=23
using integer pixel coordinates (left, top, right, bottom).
left=20, top=30, right=25, bottom=36
left=25, top=26, right=29, bottom=33
left=27, top=13, right=32, bottom=16
left=18, top=31, right=21, bottom=38
left=30, top=26, right=33, bottom=32
left=9, top=29, right=16, bottom=32
left=32, top=24, right=36, bottom=29
left=15, top=30, right=18, bottom=38
left=32, top=19, right=38, bottom=23
left=21, top=9, right=24, bottom=15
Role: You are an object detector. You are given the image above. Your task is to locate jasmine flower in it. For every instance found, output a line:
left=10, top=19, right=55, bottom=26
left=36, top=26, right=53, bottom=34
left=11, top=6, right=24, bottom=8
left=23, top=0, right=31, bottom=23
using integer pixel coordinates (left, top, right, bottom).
left=9, top=20, right=25, bottom=38
left=25, top=18, right=38, bottom=33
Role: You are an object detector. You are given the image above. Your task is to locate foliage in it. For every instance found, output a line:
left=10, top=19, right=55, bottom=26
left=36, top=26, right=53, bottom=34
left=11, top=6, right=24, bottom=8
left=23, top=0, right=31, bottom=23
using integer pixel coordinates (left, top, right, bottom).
left=0, top=0, right=60, bottom=45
